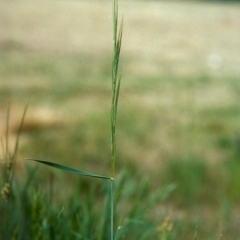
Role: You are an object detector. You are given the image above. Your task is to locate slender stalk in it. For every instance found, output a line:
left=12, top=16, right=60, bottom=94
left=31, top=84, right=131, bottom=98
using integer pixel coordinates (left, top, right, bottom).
left=110, top=178, right=115, bottom=240
left=111, top=0, right=123, bottom=239
left=5, top=104, right=10, bottom=180
left=2, top=105, right=10, bottom=240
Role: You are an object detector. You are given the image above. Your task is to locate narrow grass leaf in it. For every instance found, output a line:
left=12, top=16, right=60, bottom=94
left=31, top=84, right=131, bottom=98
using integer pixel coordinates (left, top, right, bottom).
left=112, top=19, right=123, bottom=88
left=12, top=104, right=28, bottom=160
left=113, top=0, right=118, bottom=48
left=116, top=18, right=123, bottom=56
left=115, top=75, right=121, bottom=111
left=8, top=104, right=28, bottom=184
left=26, top=159, right=111, bottom=180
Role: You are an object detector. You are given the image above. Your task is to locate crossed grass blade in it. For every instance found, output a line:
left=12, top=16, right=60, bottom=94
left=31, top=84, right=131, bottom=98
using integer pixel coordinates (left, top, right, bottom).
left=25, top=159, right=111, bottom=180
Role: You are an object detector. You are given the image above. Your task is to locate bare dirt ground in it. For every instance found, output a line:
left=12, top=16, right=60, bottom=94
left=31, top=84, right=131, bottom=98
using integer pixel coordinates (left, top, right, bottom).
left=0, top=0, right=240, bottom=76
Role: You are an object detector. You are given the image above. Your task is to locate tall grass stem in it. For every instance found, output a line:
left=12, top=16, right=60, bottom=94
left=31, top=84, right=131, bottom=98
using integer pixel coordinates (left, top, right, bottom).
left=111, top=0, right=123, bottom=178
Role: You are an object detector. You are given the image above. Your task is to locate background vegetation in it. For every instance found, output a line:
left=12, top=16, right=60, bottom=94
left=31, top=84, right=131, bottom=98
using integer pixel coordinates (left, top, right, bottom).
left=0, top=0, right=240, bottom=239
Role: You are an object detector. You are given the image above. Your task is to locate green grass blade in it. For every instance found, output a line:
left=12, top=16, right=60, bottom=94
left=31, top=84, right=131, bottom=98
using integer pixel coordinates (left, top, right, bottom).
left=113, top=0, right=118, bottom=49
left=114, top=18, right=123, bottom=76
left=112, top=20, right=123, bottom=94
left=110, top=178, right=115, bottom=240
left=9, top=104, right=28, bottom=184
left=12, top=104, right=28, bottom=160
left=2, top=104, right=10, bottom=183
left=114, top=75, right=121, bottom=115
left=26, top=159, right=111, bottom=180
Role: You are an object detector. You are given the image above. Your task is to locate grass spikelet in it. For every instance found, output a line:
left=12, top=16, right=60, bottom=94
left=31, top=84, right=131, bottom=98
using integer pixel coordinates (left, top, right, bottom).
left=111, top=0, right=123, bottom=178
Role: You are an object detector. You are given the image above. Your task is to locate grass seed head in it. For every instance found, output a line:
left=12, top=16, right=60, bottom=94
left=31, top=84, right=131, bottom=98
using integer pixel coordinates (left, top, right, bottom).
left=1, top=182, right=10, bottom=201
left=157, top=216, right=173, bottom=232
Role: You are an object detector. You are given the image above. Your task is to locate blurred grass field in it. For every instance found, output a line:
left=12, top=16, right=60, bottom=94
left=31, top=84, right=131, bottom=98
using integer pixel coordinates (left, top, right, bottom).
left=1, top=0, right=240, bottom=238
